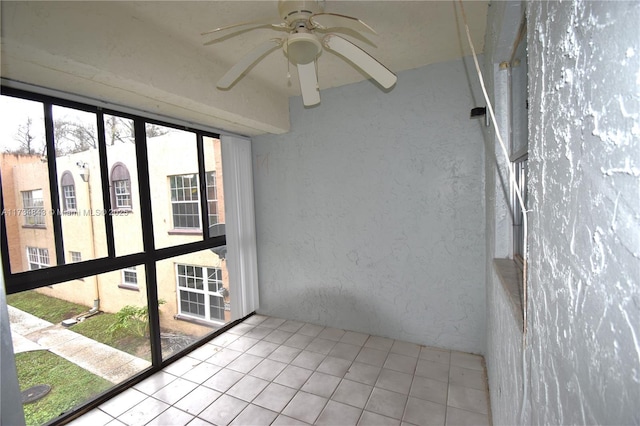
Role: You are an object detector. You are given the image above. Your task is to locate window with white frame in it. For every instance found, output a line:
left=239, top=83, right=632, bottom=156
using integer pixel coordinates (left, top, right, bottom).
left=27, top=247, right=49, bottom=270
left=61, top=171, right=77, bottom=213
left=22, top=189, right=45, bottom=226
left=111, top=163, right=132, bottom=210
left=176, top=264, right=225, bottom=322
left=70, top=251, right=82, bottom=262
left=169, top=172, right=217, bottom=230
left=122, top=267, right=138, bottom=286
left=170, top=174, right=200, bottom=229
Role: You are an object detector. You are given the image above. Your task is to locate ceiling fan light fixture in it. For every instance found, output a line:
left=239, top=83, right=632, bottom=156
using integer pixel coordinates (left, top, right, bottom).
left=284, top=33, right=322, bottom=64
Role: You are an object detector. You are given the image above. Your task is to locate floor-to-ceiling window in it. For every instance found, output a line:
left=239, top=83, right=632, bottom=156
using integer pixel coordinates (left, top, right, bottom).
left=0, top=87, right=233, bottom=425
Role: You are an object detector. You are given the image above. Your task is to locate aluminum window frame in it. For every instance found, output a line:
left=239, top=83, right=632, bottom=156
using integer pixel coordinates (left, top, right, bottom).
left=0, top=85, right=235, bottom=424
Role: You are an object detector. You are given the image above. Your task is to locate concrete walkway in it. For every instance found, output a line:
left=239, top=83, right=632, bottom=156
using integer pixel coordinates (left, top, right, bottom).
left=8, top=306, right=151, bottom=384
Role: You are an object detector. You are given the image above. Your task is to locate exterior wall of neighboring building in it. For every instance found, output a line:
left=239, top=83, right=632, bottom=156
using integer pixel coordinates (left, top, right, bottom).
left=1, top=154, right=45, bottom=273
left=1, top=131, right=229, bottom=336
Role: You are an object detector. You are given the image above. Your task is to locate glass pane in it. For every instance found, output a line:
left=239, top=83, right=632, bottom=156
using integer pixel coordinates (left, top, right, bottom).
left=6, top=267, right=151, bottom=425
left=156, top=248, right=231, bottom=360
left=104, top=114, right=144, bottom=256
left=147, top=125, right=202, bottom=249
left=0, top=95, right=57, bottom=272
left=52, top=105, right=108, bottom=263
left=204, top=136, right=225, bottom=238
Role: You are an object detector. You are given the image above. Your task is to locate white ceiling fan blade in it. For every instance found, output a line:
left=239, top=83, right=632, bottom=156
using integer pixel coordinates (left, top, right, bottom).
left=297, top=62, right=320, bottom=107
left=323, top=34, right=397, bottom=89
left=217, top=39, right=283, bottom=89
left=202, top=18, right=285, bottom=36
left=203, top=21, right=288, bottom=46
left=310, top=13, right=377, bottom=35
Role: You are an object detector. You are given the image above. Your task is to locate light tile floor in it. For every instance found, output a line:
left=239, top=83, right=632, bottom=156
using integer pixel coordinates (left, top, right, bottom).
left=70, top=316, right=491, bottom=426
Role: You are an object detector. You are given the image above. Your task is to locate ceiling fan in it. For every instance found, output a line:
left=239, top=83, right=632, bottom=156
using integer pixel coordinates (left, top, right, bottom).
left=202, top=0, right=397, bottom=106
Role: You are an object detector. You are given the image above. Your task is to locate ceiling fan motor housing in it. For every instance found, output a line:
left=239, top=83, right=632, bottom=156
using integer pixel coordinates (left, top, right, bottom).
left=278, top=0, right=323, bottom=24
left=284, top=32, right=322, bottom=64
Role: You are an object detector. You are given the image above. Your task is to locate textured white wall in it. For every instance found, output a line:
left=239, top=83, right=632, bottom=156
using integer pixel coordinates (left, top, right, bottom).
left=486, top=1, right=640, bottom=424
left=252, top=59, right=487, bottom=354
left=525, top=1, right=640, bottom=424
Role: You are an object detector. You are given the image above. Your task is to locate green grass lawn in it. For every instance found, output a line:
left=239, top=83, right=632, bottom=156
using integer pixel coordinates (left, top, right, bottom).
left=16, top=351, right=112, bottom=426
left=7, top=291, right=86, bottom=323
left=7, top=290, right=151, bottom=360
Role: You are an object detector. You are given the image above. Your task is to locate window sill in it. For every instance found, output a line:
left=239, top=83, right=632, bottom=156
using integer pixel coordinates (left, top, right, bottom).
left=174, top=313, right=225, bottom=328
left=22, top=225, right=46, bottom=229
left=493, top=258, right=524, bottom=332
left=118, top=283, right=139, bottom=291
left=168, top=229, right=202, bottom=236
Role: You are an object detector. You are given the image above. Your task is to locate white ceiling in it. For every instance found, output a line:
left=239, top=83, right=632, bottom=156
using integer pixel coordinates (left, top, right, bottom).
left=121, top=1, right=489, bottom=97
left=1, top=1, right=488, bottom=135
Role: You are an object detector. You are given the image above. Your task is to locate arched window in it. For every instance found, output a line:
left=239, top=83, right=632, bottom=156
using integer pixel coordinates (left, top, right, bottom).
left=110, top=163, right=131, bottom=210
left=60, top=171, right=76, bottom=212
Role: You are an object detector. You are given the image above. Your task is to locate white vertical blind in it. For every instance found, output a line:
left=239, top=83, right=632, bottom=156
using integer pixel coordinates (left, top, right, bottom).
left=221, top=135, right=260, bottom=319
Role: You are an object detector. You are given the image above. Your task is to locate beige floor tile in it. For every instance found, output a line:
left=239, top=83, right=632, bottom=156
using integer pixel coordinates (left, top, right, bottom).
left=278, top=320, right=305, bottom=333
left=340, top=331, right=370, bottom=346
left=174, top=386, right=222, bottom=416
left=317, top=327, right=346, bottom=341
left=316, top=355, right=353, bottom=377
left=153, top=377, right=199, bottom=405
left=365, top=388, right=408, bottom=420
left=410, top=376, right=448, bottom=405
left=146, top=406, right=194, bottom=426
left=355, top=347, right=389, bottom=367
left=282, top=391, right=328, bottom=424
left=301, top=371, right=341, bottom=398
left=365, top=336, right=395, bottom=352
left=376, top=369, right=413, bottom=395
left=332, top=379, right=373, bottom=409
left=198, top=394, right=248, bottom=426
left=202, top=368, right=244, bottom=393
left=415, top=359, right=450, bottom=383
left=450, top=352, right=484, bottom=371
left=315, top=400, right=362, bottom=426
left=305, top=337, right=337, bottom=355
left=248, top=358, right=288, bottom=381
left=449, top=365, right=487, bottom=391
left=390, top=340, right=421, bottom=358
left=253, top=383, right=297, bottom=412
left=403, top=397, right=445, bottom=426
left=226, top=375, right=269, bottom=402
left=447, top=384, right=489, bottom=415
left=419, top=347, right=451, bottom=365
left=117, top=396, right=169, bottom=425
left=358, top=410, right=400, bottom=426
left=229, top=404, right=278, bottom=426
left=445, top=407, right=490, bottom=426
left=344, top=361, right=382, bottom=385
left=291, top=350, right=326, bottom=370
left=274, top=365, right=314, bottom=389
left=384, top=353, right=418, bottom=374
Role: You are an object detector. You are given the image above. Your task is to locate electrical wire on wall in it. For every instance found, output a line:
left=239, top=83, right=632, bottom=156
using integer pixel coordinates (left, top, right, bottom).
left=456, top=0, right=530, bottom=422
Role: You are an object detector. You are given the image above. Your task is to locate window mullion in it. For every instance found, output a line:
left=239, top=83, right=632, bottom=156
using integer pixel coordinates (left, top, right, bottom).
left=43, top=102, right=65, bottom=265
left=96, top=111, right=116, bottom=258
left=196, top=134, right=209, bottom=237
left=133, top=118, right=162, bottom=367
